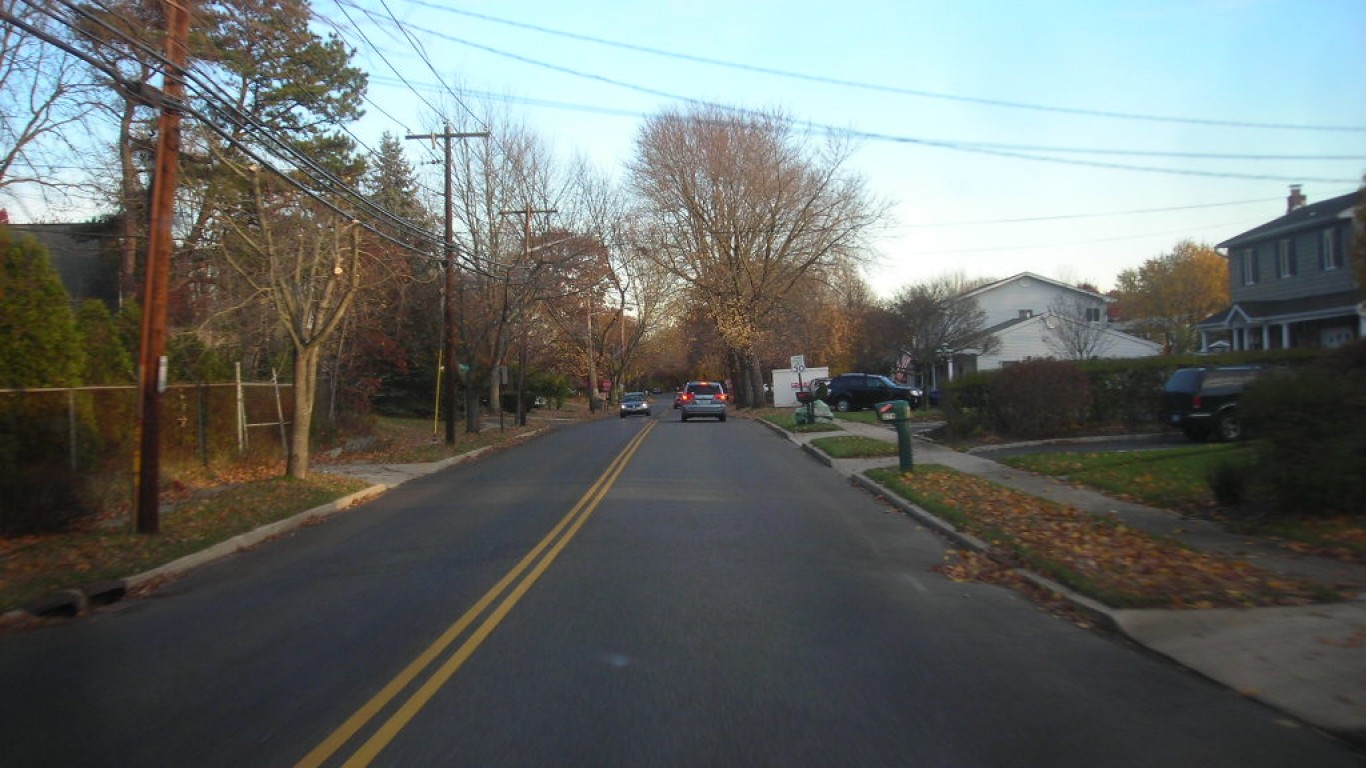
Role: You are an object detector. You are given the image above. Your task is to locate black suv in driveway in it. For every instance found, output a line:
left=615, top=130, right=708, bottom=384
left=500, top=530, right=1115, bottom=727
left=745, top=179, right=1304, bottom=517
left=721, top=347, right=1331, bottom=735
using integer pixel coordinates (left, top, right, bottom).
left=818, top=373, right=922, bottom=413
left=1159, top=365, right=1264, bottom=442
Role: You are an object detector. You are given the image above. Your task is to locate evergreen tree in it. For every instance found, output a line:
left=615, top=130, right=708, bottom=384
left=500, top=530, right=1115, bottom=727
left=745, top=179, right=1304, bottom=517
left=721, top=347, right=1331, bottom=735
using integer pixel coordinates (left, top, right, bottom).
left=76, top=299, right=134, bottom=384
left=0, top=226, right=84, bottom=387
left=342, top=132, right=442, bottom=416
left=0, top=226, right=92, bottom=532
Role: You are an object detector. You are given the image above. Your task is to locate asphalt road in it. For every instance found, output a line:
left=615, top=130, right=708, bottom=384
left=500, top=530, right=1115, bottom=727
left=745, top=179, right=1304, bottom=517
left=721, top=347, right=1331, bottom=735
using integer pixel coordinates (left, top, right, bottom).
left=0, top=409, right=1357, bottom=767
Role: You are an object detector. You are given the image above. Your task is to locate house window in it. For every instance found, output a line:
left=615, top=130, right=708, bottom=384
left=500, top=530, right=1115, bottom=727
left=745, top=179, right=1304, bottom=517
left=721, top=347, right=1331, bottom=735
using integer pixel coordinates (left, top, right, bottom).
left=1277, top=239, right=1296, bottom=279
left=1241, top=248, right=1259, bottom=285
left=1084, top=307, right=1101, bottom=322
left=1321, top=228, right=1343, bottom=270
left=1018, top=309, right=1033, bottom=319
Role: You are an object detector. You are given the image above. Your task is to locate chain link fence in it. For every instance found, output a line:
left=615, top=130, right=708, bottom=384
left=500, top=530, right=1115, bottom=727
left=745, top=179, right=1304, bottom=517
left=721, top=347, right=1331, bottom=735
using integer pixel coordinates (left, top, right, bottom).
left=0, top=377, right=293, bottom=533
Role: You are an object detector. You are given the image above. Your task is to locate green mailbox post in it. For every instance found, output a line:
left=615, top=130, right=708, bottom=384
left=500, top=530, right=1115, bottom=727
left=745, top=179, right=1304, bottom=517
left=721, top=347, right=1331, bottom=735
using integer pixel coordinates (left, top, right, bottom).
left=875, top=399, right=914, bottom=471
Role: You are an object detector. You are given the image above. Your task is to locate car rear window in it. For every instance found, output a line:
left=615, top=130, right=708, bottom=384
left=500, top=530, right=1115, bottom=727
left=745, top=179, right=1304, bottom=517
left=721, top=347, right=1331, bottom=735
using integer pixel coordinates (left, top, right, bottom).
left=688, top=383, right=723, bottom=395
left=1164, top=369, right=1203, bottom=394
left=1203, top=369, right=1258, bottom=391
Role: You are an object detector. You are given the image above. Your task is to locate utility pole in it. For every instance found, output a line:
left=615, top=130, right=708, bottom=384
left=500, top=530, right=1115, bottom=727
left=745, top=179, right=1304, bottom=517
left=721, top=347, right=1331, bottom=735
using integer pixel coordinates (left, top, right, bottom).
left=498, top=206, right=555, bottom=426
left=132, top=0, right=190, bottom=534
left=405, top=125, right=488, bottom=445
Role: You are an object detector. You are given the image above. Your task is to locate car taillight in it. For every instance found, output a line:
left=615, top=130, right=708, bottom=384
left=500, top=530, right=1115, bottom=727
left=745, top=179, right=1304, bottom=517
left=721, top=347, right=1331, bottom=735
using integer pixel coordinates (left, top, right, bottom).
left=1192, top=395, right=1202, bottom=408
left=715, top=393, right=727, bottom=402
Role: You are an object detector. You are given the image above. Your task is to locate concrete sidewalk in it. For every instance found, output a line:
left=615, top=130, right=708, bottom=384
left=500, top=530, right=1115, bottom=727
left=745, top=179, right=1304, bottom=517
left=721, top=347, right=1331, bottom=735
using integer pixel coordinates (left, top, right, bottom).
left=774, top=416, right=1366, bottom=747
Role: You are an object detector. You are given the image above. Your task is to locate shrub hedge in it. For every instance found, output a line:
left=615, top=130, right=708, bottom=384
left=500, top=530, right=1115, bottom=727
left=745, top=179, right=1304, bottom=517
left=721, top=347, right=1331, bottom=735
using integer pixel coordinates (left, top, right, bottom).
left=1241, top=342, right=1366, bottom=517
left=942, top=349, right=1327, bottom=441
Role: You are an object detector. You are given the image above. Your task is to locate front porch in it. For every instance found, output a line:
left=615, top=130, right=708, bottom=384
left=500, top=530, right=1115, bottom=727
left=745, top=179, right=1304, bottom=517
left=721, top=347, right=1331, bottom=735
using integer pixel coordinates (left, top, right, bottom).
left=1198, top=295, right=1365, bottom=353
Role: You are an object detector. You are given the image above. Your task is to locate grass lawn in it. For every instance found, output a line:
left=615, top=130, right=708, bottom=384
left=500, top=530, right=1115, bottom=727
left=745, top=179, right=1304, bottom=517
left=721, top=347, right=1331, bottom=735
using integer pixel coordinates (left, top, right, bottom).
left=810, top=435, right=898, bottom=459
left=866, top=465, right=1336, bottom=609
left=998, top=443, right=1253, bottom=513
left=753, top=408, right=843, bottom=433
left=0, top=473, right=370, bottom=614
left=997, top=442, right=1366, bottom=561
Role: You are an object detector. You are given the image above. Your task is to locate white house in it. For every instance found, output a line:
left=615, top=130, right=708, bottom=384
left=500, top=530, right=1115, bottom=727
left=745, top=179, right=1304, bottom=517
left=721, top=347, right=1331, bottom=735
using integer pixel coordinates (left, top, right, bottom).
left=957, top=273, right=1162, bottom=374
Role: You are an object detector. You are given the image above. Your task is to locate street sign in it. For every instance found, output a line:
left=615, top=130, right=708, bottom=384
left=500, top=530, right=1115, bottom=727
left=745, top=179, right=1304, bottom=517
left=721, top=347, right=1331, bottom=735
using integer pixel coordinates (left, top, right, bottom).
left=791, top=354, right=805, bottom=373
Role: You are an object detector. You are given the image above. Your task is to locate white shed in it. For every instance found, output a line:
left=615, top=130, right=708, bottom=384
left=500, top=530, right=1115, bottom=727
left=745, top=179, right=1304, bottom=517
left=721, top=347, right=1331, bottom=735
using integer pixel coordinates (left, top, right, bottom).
left=771, top=367, right=829, bottom=407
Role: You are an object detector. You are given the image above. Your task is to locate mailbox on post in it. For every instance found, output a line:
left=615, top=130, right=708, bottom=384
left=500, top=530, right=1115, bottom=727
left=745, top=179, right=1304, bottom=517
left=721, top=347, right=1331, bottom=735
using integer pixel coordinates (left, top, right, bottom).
left=875, top=399, right=914, bottom=471
left=875, top=399, right=911, bottom=422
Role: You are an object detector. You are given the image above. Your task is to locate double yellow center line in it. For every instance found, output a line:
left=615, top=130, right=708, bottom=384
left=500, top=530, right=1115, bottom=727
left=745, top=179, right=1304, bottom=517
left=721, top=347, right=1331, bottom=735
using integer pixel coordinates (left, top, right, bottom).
left=297, top=419, right=657, bottom=767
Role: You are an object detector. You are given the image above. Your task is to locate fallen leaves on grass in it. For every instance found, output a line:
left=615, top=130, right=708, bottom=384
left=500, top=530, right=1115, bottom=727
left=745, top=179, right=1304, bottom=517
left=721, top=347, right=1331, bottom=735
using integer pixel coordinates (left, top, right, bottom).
left=872, top=466, right=1335, bottom=609
left=810, top=435, right=898, bottom=459
left=0, top=473, right=368, bottom=615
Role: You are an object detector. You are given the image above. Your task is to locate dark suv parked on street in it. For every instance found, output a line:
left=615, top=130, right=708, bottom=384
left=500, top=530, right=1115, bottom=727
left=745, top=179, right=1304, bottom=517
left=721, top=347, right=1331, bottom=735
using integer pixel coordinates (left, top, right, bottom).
left=1159, top=365, right=1264, bottom=442
left=818, top=373, right=922, bottom=413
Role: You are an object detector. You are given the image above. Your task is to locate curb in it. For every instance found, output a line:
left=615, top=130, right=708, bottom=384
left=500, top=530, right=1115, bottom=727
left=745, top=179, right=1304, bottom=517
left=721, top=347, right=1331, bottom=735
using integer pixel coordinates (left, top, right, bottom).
left=757, top=415, right=1120, bottom=631
left=848, top=471, right=1120, bottom=633
left=7, top=484, right=388, bottom=621
left=9, top=437, right=523, bottom=621
left=123, top=484, right=387, bottom=592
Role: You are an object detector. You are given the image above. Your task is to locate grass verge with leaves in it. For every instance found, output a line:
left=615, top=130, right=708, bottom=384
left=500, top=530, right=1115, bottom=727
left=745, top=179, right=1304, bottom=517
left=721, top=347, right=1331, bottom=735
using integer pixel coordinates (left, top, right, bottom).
left=998, top=443, right=1252, bottom=513
left=752, top=408, right=843, bottom=433
left=998, top=443, right=1365, bottom=560
left=0, top=474, right=369, bottom=613
left=867, top=465, right=1335, bottom=609
left=810, top=435, right=898, bottom=459
left=0, top=407, right=584, bottom=618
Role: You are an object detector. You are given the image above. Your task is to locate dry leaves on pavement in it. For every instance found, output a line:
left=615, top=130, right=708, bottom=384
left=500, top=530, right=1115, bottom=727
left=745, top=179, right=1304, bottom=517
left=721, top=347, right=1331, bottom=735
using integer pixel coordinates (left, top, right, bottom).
left=874, top=467, right=1334, bottom=609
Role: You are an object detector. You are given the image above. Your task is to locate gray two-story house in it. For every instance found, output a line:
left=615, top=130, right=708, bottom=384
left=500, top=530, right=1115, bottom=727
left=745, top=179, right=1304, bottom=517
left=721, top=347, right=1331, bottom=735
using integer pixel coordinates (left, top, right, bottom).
left=1198, top=185, right=1362, bottom=352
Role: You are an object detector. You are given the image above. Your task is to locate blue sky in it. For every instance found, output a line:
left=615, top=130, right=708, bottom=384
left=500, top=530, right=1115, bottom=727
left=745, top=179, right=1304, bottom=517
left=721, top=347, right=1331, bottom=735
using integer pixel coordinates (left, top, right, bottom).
left=319, top=0, right=1366, bottom=295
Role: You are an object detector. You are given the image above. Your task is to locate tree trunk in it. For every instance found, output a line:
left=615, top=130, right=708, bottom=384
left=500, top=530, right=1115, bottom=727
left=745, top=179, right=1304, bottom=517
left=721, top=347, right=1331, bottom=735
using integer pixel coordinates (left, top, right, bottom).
left=746, top=353, right=765, bottom=409
left=288, top=344, right=321, bottom=479
left=489, top=366, right=502, bottom=419
left=464, top=366, right=481, bottom=434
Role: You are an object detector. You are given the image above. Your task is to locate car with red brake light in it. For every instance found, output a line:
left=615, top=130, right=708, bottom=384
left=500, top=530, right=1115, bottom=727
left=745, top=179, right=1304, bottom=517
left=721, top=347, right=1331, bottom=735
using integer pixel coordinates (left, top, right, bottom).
left=678, top=380, right=727, bottom=422
left=1159, top=365, right=1263, bottom=442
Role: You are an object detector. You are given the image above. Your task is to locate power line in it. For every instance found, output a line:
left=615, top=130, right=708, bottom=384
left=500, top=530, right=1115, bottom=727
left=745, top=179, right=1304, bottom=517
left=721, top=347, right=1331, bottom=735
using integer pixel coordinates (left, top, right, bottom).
left=350, top=23, right=1360, bottom=184
left=889, top=217, right=1268, bottom=256
left=400, top=0, right=1366, bottom=134
left=362, top=74, right=1363, bottom=164
left=893, top=198, right=1285, bottom=229
left=14, top=0, right=453, bottom=265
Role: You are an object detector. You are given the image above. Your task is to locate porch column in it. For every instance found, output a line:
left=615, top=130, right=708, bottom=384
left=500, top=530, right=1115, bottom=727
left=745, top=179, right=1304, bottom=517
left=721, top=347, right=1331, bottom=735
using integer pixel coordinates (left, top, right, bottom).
left=1281, top=323, right=1292, bottom=349
left=1261, top=325, right=1271, bottom=350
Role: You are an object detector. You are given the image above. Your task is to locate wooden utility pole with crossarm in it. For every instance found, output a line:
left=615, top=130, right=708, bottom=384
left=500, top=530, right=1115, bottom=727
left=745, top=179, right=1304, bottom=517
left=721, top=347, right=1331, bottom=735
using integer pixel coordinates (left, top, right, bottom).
left=405, top=125, right=488, bottom=445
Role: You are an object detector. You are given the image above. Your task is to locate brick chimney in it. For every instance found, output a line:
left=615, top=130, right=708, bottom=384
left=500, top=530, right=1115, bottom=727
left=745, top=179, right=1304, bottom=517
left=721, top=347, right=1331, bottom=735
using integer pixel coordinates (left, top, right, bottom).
left=1287, top=184, right=1307, bottom=213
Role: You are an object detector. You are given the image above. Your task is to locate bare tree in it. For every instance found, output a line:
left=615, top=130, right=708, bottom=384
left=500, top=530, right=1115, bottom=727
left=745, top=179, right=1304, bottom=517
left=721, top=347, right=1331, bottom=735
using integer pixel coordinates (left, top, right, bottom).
left=1043, top=296, right=1114, bottom=361
left=564, top=158, right=680, bottom=402
left=0, top=0, right=102, bottom=214
left=441, top=101, right=565, bottom=431
left=628, top=104, right=885, bottom=408
left=889, top=272, right=997, bottom=386
left=221, top=170, right=364, bottom=479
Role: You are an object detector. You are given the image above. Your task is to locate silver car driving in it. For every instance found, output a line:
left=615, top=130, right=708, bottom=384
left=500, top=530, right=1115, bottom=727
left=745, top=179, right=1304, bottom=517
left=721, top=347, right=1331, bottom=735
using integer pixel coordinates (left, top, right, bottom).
left=677, top=380, right=727, bottom=422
